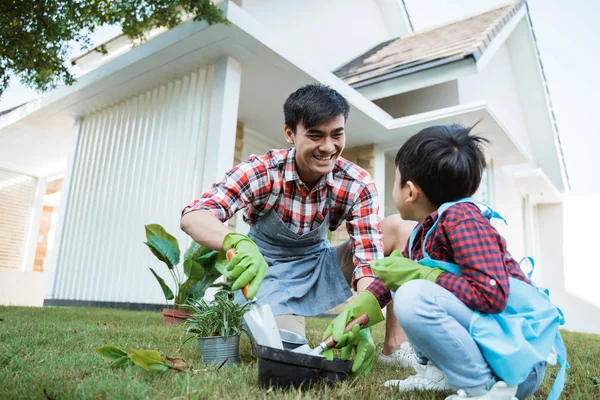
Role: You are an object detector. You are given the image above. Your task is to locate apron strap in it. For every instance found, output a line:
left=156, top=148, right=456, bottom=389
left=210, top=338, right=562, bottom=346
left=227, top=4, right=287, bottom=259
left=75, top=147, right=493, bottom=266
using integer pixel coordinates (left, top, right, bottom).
left=547, top=332, right=569, bottom=400
left=518, top=256, right=536, bottom=280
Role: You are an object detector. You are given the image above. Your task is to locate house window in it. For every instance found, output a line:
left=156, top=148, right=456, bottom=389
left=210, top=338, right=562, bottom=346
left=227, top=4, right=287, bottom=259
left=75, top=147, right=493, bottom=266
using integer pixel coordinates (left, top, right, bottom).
left=0, top=169, right=37, bottom=269
left=474, top=160, right=495, bottom=206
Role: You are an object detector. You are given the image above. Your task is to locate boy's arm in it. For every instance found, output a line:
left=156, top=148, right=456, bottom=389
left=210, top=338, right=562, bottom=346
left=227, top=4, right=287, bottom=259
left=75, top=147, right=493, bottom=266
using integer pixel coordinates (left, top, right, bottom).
left=438, top=218, right=511, bottom=314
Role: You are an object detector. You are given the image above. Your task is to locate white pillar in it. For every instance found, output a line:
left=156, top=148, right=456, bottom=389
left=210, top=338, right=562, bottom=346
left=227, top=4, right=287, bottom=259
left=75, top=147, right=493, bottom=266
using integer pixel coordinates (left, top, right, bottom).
left=200, top=56, right=242, bottom=193
left=45, top=119, right=82, bottom=299
left=373, top=145, right=386, bottom=218
left=21, top=177, right=47, bottom=272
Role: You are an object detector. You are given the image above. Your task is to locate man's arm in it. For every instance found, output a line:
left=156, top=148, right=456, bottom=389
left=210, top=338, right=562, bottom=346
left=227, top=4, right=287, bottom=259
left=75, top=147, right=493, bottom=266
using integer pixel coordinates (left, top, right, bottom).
left=180, top=210, right=232, bottom=250
left=180, top=155, right=271, bottom=250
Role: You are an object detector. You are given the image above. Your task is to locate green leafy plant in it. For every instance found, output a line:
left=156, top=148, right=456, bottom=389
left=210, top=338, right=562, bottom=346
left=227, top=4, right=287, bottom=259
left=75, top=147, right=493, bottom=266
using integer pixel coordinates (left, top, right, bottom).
left=96, top=346, right=190, bottom=372
left=183, top=289, right=250, bottom=339
left=144, top=224, right=229, bottom=310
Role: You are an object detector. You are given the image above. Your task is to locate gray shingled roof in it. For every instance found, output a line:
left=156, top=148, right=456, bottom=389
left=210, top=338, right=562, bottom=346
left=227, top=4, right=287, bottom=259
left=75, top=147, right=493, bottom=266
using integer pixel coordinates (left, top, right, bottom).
left=335, top=1, right=523, bottom=87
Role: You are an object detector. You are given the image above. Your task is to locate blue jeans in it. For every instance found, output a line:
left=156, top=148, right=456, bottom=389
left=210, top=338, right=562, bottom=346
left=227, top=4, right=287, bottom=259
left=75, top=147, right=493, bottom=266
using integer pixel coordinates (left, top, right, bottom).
left=393, top=280, right=546, bottom=399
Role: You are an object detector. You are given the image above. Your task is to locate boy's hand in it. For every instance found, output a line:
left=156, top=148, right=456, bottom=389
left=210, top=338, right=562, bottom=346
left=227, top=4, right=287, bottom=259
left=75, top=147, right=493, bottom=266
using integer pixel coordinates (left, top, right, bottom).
left=222, top=233, right=268, bottom=298
left=371, top=250, right=443, bottom=291
left=321, top=291, right=384, bottom=376
left=323, top=327, right=376, bottom=377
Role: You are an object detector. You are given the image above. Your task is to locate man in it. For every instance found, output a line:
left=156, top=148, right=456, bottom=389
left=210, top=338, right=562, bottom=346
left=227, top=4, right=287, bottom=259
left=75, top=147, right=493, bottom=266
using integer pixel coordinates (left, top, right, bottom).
left=180, top=84, right=413, bottom=374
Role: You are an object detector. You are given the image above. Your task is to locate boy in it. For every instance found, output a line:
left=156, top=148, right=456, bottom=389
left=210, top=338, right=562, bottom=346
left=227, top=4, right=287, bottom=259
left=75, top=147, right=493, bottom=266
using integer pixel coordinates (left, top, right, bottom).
left=363, top=124, right=567, bottom=399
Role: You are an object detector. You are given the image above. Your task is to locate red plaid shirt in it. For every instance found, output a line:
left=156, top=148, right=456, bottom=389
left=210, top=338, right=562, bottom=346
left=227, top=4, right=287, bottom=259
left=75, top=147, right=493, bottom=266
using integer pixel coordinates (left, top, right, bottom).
left=182, top=148, right=385, bottom=293
left=402, top=202, right=530, bottom=314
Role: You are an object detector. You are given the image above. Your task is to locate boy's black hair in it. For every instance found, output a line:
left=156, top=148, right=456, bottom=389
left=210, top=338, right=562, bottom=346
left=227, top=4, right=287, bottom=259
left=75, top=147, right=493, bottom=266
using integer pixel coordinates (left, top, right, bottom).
left=284, top=84, right=350, bottom=132
left=395, top=124, right=489, bottom=206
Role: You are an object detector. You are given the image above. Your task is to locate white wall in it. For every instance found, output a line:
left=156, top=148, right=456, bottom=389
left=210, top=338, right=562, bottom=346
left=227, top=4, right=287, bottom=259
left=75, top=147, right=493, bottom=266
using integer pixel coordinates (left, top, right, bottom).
left=557, top=195, right=600, bottom=334
left=49, top=66, right=221, bottom=304
left=489, top=164, right=527, bottom=264
left=506, top=20, right=566, bottom=192
left=240, top=0, right=404, bottom=71
left=458, top=44, right=533, bottom=162
left=0, top=269, right=46, bottom=306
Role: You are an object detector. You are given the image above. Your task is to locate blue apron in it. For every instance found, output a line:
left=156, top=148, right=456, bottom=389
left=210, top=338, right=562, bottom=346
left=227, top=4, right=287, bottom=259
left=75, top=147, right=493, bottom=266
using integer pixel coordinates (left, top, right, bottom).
left=237, top=189, right=352, bottom=317
left=408, top=198, right=568, bottom=400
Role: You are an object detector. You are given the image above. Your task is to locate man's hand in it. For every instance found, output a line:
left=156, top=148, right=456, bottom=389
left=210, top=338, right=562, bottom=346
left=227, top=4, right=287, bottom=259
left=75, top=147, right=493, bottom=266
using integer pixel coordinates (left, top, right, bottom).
left=222, top=233, right=268, bottom=299
left=321, top=291, right=384, bottom=376
left=371, top=250, right=443, bottom=291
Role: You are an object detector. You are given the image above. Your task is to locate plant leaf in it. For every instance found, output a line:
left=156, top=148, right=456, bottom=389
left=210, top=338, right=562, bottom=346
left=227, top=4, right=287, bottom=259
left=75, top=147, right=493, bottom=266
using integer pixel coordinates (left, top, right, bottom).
left=128, top=349, right=167, bottom=372
left=184, top=258, right=205, bottom=280
left=148, top=363, right=170, bottom=372
left=184, top=241, right=204, bottom=262
left=213, top=251, right=229, bottom=276
left=96, top=346, right=128, bottom=361
left=149, top=268, right=174, bottom=300
left=145, top=224, right=180, bottom=254
left=146, top=236, right=180, bottom=268
left=111, top=356, right=132, bottom=368
left=175, top=279, right=198, bottom=306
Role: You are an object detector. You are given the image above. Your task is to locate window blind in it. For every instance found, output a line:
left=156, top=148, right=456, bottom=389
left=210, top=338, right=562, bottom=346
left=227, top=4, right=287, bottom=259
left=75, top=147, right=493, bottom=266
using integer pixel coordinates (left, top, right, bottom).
left=0, top=169, right=36, bottom=269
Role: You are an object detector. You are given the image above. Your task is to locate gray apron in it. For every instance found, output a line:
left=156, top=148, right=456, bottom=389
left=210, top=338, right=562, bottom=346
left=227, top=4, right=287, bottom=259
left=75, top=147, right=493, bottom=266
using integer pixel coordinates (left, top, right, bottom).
left=236, top=190, right=352, bottom=316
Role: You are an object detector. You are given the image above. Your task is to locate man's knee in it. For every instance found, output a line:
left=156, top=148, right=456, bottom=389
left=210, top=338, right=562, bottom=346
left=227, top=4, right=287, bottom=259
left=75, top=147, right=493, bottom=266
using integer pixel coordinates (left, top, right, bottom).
left=380, top=215, right=416, bottom=255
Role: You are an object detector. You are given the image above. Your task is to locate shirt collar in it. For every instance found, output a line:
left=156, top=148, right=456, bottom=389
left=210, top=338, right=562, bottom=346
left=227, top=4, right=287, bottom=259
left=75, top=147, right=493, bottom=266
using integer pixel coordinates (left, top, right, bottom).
left=422, top=210, right=439, bottom=232
left=284, top=147, right=336, bottom=189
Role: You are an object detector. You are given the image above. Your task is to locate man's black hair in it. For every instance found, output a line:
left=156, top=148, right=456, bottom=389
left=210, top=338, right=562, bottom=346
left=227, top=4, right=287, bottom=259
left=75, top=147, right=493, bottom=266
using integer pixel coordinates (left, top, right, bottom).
left=284, top=84, right=350, bottom=132
left=395, top=124, right=489, bottom=206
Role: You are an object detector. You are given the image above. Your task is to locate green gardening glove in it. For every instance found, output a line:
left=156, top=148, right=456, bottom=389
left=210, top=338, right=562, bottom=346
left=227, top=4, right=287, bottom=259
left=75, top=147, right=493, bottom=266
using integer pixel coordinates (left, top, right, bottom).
left=222, top=233, right=268, bottom=299
left=321, top=291, right=384, bottom=376
left=371, top=250, right=443, bottom=291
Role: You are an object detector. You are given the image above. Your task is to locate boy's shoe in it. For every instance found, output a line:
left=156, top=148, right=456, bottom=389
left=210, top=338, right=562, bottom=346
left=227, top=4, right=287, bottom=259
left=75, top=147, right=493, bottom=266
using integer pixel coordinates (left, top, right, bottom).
left=378, top=341, right=419, bottom=368
left=444, top=381, right=518, bottom=400
left=384, top=361, right=450, bottom=391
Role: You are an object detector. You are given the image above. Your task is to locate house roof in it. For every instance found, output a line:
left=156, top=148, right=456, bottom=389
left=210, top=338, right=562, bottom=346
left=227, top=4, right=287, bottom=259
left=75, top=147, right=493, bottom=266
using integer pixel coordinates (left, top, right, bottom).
left=335, top=1, right=523, bottom=87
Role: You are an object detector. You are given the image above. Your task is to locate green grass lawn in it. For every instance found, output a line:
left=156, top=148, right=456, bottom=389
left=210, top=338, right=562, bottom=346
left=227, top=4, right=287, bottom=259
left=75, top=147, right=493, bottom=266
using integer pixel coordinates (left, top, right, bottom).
left=1, top=306, right=598, bottom=399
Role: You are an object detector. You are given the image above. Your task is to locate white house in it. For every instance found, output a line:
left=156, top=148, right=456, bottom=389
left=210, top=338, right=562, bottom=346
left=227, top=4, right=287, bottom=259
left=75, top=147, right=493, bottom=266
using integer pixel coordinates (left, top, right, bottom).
left=1, top=1, right=597, bottom=333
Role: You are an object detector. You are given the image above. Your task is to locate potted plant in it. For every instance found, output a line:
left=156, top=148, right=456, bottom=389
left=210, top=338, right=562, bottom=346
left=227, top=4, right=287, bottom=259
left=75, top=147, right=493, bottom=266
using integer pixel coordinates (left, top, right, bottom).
left=144, top=224, right=229, bottom=324
left=182, top=289, right=250, bottom=365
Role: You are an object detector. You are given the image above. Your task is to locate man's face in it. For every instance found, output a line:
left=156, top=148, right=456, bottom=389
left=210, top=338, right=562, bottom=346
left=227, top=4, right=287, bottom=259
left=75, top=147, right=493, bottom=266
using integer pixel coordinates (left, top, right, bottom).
left=284, top=115, right=346, bottom=188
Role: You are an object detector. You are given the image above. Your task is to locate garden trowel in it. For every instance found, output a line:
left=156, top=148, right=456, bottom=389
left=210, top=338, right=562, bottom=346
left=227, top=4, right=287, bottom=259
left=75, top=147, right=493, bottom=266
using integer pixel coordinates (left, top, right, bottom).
left=292, top=314, right=369, bottom=357
left=226, top=249, right=283, bottom=350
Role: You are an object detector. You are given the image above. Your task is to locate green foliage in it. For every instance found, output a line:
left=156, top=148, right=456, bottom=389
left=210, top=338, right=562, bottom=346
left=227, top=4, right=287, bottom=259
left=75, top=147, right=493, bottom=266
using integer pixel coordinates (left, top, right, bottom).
left=144, top=223, right=228, bottom=309
left=0, top=0, right=228, bottom=98
left=183, top=289, right=250, bottom=338
left=97, top=346, right=181, bottom=372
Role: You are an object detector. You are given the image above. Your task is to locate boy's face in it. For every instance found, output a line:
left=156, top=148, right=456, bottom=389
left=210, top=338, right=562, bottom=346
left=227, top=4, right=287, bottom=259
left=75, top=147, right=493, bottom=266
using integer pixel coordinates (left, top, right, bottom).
left=393, top=169, right=416, bottom=221
left=284, top=115, right=346, bottom=188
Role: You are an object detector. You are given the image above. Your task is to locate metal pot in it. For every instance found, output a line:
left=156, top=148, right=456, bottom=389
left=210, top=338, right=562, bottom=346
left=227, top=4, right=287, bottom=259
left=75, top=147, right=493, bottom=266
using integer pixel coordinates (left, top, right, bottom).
left=196, top=334, right=240, bottom=365
left=278, top=329, right=309, bottom=350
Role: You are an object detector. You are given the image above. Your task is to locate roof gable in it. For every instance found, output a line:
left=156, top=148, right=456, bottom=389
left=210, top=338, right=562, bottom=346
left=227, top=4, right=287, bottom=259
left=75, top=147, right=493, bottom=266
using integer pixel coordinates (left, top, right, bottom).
left=335, top=2, right=523, bottom=86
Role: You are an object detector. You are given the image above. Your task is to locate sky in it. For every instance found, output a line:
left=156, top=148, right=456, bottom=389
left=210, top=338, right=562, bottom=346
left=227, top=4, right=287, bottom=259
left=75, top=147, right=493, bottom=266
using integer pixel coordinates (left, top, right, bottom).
left=2, top=0, right=598, bottom=195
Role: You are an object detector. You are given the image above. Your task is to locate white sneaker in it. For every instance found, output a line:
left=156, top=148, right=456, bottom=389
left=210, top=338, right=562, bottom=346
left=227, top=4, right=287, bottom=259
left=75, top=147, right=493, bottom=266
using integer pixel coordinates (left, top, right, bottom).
left=384, top=361, right=450, bottom=391
left=445, top=381, right=518, bottom=400
left=378, top=342, right=419, bottom=368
